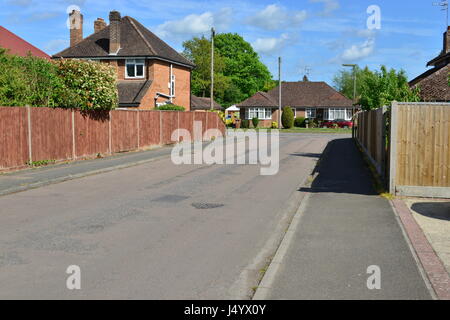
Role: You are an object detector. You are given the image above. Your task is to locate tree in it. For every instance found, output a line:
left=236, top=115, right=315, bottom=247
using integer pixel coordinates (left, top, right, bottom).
left=333, top=65, right=420, bottom=110
left=182, top=33, right=273, bottom=107
left=214, top=33, right=273, bottom=105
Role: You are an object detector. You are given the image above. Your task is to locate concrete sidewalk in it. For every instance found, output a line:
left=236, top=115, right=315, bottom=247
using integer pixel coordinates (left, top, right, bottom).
left=0, top=145, right=176, bottom=196
left=255, top=138, right=433, bottom=300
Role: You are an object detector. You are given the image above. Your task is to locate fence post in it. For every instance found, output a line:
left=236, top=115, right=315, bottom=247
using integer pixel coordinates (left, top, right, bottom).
left=26, top=106, right=32, bottom=164
left=389, top=102, right=399, bottom=195
left=137, top=110, right=140, bottom=149
left=159, top=111, right=163, bottom=145
left=108, top=110, right=112, bottom=154
left=71, top=109, right=76, bottom=159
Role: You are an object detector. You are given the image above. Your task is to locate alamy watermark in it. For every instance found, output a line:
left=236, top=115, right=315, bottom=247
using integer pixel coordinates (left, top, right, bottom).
left=171, top=121, right=280, bottom=176
left=366, top=265, right=381, bottom=290
left=66, top=265, right=81, bottom=290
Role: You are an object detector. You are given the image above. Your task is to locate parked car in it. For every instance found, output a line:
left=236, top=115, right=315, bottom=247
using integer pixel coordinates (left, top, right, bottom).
left=322, top=119, right=353, bottom=129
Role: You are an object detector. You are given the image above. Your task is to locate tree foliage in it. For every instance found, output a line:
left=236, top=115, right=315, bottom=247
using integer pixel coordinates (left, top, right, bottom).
left=0, top=48, right=118, bottom=110
left=333, top=65, right=420, bottom=110
left=183, top=33, right=273, bottom=107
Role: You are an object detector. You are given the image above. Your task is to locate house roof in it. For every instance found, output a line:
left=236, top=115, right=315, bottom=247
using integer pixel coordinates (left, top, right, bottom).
left=53, top=16, right=194, bottom=68
left=237, top=81, right=353, bottom=108
left=191, top=95, right=223, bottom=110
left=117, top=80, right=152, bottom=107
left=0, top=26, right=50, bottom=59
left=409, top=65, right=450, bottom=102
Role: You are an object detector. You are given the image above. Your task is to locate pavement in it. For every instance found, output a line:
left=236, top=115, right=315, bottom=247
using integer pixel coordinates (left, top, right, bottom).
left=254, top=138, right=433, bottom=300
left=405, top=199, right=450, bottom=276
left=0, top=132, right=338, bottom=299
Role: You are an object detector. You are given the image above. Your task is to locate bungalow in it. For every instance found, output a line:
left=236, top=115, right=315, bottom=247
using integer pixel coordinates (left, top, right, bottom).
left=0, top=26, right=50, bottom=59
left=237, top=81, right=354, bottom=127
left=409, top=26, right=450, bottom=102
left=53, top=10, right=195, bottom=110
left=191, top=95, right=223, bottom=111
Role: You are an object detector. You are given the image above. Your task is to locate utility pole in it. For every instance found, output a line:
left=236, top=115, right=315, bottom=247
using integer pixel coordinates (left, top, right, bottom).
left=343, top=64, right=357, bottom=138
left=278, top=57, right=282, bottom=129
left=210, top=27, right=215, bottom=111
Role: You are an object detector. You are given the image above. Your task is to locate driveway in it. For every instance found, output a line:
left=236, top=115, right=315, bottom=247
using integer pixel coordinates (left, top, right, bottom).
left=0, top=133, right=338, bottom=299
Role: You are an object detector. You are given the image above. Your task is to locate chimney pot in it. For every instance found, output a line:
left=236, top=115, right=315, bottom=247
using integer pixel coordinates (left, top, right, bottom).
left=69, top=10, right=83, bottom=47
left=94, top=18, right=107, bottom=33
left=109, top=11, right=121, bottom=55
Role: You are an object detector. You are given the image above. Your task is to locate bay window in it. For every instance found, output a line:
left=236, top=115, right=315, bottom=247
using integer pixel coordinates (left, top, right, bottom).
left=324, top=108, right=353, bottom=121
left=306, top=108, right=316, bottom=119
left=245, top=107, right=272, bottom=120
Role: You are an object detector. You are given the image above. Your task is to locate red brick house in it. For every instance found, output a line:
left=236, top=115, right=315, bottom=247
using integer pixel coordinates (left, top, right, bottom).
left=53, top=10, right=194, bottom=110
left=0, top=26, right=50, bottom=59
left=237, top=81, right=354, bottom=127
left=410, top=26, right=450, bottom=102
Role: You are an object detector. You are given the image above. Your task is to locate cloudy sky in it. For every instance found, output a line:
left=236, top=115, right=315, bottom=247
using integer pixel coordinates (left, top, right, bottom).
left=0, top=0, right=446, bottom=84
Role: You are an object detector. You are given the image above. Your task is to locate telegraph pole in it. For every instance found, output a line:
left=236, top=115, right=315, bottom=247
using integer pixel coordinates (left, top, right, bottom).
left=210, top=27, right=215, bottom=111
left=278, top=57, right=282, bottom=129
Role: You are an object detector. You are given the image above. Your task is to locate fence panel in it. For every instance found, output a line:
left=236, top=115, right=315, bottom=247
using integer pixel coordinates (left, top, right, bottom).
left=111, top=110, right=139, bottom=153
left=161, top=111, right=179, bottom=145
left=0, top=107, right=29, bottom=170
left=74, top=111, right=110, bottom=158
left=391, top=102, right=450, bottom=197
left=31, top=107, right=73, bottom=162
left=139, top=111, right=161, bottom=147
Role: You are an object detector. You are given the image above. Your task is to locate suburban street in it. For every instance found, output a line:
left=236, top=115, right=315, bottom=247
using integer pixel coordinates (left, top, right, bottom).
left=0, top=133, right=336, bottom=299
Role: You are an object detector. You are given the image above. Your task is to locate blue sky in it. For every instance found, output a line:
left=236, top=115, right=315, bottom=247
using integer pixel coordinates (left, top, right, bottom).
left=0, top=0, right=447, bottom=85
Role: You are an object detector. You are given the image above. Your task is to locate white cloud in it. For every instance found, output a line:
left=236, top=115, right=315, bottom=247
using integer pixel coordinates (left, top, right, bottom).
left=340, top=38, right=375, bottom=62
left=252, top=33, right=290, bottom=54
left=155, top=8, right=232, bottom=38
left=309, top=0, right=340, bottom=16
left=44, top=39, right=69, bottom=54
left=246, top=4, right=307, bottom=30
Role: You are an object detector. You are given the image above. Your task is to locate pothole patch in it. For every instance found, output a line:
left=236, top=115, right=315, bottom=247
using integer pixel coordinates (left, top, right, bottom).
left=191, top=202, right=225, bottom=210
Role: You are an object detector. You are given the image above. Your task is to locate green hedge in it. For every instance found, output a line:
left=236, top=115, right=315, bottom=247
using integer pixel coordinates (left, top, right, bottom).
left=0, top=48, right=117, bottom=110
left=154, top=104, right=185, bottom=111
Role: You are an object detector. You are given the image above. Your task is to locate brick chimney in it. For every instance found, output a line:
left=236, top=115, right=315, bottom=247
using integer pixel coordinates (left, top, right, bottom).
left=444, top=26, right=450, bottom=54
left=94, top=18, right=107, bottom=33
left=69, top=10, right=83, bottom=47
left=109, top=11, right=121, bottom=55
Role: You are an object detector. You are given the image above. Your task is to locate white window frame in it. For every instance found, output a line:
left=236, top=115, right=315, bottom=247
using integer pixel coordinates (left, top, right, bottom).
left=125, top=59, right=145, bottom=79
left=246, top=107, right=272, bottom=120
left=170, top=74, right=176, bottom=97
left=324, top=108, right=353, bottom=121
left=306, top=108, right=316, bottom=119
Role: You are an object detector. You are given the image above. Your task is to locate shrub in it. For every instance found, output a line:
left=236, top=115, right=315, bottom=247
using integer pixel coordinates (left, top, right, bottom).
left=281, top=106, right=294, bottom=129
left=241, top=119, right=249, bottom=129
left=0, top=49, right=118, bottom=110
left=271, top=121, right=278, bottom=129
left=154, top=104, right=185, bottom=111
left=252, top=117, right=260, bottom=128
left=294, top=117, right=305, bottom=127
left=225, top=119, right=233, bottom=127
left=55, top=59, right=117, bottom=110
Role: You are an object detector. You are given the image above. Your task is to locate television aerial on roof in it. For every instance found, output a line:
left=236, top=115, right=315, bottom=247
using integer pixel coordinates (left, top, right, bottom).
left=433, top=0, right=449, bottom=28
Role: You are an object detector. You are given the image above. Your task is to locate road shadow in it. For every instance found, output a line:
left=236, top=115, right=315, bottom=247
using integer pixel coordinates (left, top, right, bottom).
left=299, top=138, right=377, bottom=196
left=290, top=152, right=322, bottom=158
left=411, top=202, right=450, bottom=221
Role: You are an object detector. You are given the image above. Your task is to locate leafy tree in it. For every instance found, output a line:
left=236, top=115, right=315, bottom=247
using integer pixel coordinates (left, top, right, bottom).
left=333, top=65, right=420, bottom=110
left=182, top=33, right=273, bottom=107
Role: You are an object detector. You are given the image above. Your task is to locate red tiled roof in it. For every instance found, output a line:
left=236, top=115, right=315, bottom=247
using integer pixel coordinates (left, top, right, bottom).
left=0, top=26, right=50, bottom=60
left=238, top=81, right=353, bottom=108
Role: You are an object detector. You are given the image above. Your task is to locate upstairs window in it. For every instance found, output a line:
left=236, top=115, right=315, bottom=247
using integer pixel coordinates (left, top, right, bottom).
left=126, top=59, right=145, bottom=79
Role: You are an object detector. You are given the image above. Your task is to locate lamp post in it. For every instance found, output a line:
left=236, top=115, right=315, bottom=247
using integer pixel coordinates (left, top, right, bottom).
left=210, top=27, right=215, bottom=111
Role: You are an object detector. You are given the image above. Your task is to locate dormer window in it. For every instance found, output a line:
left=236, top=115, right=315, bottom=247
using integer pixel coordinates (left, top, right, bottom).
left=126, top=59, right=145, bottom=79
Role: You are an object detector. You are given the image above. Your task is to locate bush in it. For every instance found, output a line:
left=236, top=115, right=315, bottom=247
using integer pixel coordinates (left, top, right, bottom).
left=0, top=49, right=118, bottom=110
left=225, top=119, right=233, bottom=127
left=241, top=119, right=249, bottom=129
left=55, top=59, right=117, bottom=110
left=294, top=117, right=305, bottom=127
left=252, top=117, right=259, bottom=128
left=154, top=104, right=185, bottom=111
left=271, top=121, right=278, bottom=129
left=281, top=106, right=294, bottom=129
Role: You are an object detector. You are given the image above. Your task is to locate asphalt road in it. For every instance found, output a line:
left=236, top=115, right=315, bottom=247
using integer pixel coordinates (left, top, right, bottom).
left=0, top=133, right=337, bottom=299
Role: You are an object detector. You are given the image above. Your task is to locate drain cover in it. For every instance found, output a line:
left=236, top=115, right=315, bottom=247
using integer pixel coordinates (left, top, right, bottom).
left=192, top=202, right=224, bottom=210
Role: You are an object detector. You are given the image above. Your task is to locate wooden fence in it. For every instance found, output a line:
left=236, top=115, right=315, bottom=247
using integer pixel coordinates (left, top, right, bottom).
left=355, top=102, right=450, bottom=198
left=0, top=107, right=226, bottom=172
